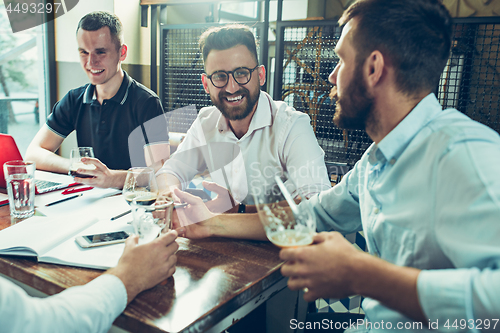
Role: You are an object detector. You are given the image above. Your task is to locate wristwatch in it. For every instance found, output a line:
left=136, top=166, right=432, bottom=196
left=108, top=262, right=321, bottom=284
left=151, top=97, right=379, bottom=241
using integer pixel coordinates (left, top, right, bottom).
left=238, top=203, right=246, bottom=213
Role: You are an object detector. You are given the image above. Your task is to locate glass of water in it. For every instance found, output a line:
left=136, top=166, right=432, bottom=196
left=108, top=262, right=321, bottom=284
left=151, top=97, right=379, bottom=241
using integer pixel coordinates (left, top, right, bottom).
left=3, top=160, right=36, bottom=219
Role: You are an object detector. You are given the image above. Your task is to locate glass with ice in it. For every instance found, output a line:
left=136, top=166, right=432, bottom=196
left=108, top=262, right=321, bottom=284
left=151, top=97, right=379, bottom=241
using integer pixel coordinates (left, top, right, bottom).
left=130, top=196, right=173, bottom=238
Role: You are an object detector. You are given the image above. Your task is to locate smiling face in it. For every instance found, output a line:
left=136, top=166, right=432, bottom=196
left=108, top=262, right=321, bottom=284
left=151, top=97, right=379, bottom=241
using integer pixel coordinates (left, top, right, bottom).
left=201, top=45, right=265, bottom=121
left=329, top=19, right=374, bottom=130
left=77, top=26, right=126, bottom=89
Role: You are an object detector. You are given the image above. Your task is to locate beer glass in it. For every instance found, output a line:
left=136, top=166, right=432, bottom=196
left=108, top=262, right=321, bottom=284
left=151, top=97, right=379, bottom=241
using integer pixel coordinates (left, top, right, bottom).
left=253, top=173, right=316, bottom=248
left=122, top=167, right=158, bottom=206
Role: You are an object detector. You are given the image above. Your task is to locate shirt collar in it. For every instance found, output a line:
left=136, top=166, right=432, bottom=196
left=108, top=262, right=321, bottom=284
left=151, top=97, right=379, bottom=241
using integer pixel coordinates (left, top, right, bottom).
left=375, top=93, right=442, bottom=164
left=217, top=91, right=272, bottom=136
left=82, top=70, right=131, bottom=105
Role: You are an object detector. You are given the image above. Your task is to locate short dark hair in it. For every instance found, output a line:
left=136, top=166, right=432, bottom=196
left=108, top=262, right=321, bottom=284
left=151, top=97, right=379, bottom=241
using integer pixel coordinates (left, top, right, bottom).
left=77, top=11, right=123, bottom=50
left=339, top=0, right=452, bottom=97
left=199, top=24, right=259, bottom=66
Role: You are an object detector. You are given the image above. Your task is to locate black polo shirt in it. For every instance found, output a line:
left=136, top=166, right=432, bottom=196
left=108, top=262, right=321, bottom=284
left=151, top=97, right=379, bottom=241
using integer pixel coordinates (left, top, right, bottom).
left=47, top=71, right=168, bottom=170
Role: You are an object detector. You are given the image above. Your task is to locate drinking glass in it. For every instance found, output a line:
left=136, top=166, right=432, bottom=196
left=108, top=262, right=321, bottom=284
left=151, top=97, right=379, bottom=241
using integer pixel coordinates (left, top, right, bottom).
left=154, top=196, right=174, bottom=232
left=144, top=142, right=170, bottom=171
left=253, top=174, right=316, bottom=248
left=122, top=167, right=158, bottom=206
left=69, top=147, right=96, bottom=178
left=4, top=160, right=36, bottom=218
left=130, top=197, right=174, bottom=238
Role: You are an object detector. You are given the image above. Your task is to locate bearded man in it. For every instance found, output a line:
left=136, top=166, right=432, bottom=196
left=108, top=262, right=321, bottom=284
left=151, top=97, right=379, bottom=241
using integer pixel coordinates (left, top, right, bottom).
left=157, top=24, right=330, bottom=214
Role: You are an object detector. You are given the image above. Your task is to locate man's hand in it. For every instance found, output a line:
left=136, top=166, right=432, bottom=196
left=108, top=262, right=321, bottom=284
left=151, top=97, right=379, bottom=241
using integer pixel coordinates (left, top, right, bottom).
left=280, top=232, right=365, bottom=302
left=280, top=232, right=425, bottom=323
left=72, top=157, right=127, bottom=189
left=202, top=181, right=238, bottom=213
left=172, top=188, right=217, bottom=239
left=106, top=230, right=178, bottom=303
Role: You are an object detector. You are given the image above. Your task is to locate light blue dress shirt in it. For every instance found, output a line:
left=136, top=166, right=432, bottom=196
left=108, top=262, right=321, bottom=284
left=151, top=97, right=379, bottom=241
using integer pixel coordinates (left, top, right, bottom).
left=0, top=274, right=127, bottom=333
left=310, top=94, right=500, bottom=332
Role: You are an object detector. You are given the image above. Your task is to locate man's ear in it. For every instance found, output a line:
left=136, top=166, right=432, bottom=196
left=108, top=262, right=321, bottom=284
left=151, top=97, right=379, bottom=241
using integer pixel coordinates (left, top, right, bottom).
left=364, top=50, right=384, bottom=88
left=120, top=44, right=128, bottom=61
left=257, top=65, right=266, bottom=87
left=201, top=73, right=210, bottom=94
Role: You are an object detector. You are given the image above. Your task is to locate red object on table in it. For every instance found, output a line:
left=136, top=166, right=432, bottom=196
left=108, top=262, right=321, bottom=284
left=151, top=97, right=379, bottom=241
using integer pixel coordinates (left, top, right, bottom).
left=62, top=186, right=94, bottom=195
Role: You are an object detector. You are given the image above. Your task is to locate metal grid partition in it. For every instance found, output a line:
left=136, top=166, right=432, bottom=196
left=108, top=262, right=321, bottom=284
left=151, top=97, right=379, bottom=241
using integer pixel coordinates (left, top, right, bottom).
left=274, top=18, right=500, bottom=168
left=439, top=17, right=500, bottom=133
left=160, top=23, right=265, bottom=133
left=274, top=20, right=372, bottom=167
left=272, top=16, right=500, bottom=316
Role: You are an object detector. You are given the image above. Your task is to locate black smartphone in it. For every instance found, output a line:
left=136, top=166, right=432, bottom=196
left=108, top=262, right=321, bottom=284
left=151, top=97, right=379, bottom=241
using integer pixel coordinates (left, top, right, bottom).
left=175, top=188, right=212, bottom=208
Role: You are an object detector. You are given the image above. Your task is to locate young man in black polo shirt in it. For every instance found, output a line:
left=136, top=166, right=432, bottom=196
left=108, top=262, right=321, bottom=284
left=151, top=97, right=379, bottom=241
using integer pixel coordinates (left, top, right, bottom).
left=26, top=11, right=168, bottom=189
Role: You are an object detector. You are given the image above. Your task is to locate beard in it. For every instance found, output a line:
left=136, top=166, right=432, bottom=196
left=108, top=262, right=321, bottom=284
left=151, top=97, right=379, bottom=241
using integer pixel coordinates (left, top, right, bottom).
left=211, top=86, right=260, bottom=121
left=330, top=66, right=374, bottom=130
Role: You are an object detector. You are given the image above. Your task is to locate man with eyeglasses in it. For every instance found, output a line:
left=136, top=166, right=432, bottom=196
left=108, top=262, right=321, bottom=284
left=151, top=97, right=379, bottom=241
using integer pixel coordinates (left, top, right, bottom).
left=157, top=24, right=330, bottom=222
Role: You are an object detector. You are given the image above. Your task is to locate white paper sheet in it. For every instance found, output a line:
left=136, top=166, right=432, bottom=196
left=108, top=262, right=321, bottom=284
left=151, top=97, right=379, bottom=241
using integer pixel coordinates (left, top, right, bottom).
left=0, top=195, right=160, bottom=270
left=35, top=187, right=122, bottom=217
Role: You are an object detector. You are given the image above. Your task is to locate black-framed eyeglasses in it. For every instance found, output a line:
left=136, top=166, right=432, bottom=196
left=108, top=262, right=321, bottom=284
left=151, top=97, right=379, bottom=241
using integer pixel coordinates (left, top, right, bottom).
left=206, top=65, right=259, bottom=88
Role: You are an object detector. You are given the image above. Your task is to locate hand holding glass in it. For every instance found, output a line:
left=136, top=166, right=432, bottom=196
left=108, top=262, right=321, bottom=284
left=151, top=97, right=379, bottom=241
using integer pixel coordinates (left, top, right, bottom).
left=131, top=197, right=174, bottom=238
left=122, top=167, right=158, bottom=206
left=69, top=147, right=96, bottom=178
left=253, top=176, right=316, bottom=248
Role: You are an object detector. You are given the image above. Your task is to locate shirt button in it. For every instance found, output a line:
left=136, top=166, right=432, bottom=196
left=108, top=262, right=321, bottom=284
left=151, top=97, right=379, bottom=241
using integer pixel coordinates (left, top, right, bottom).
left=101, top=121, right=105, bottom=124
left=390, top=158, right=396, bottom=165
left=373, top=207, right=380, bottom=214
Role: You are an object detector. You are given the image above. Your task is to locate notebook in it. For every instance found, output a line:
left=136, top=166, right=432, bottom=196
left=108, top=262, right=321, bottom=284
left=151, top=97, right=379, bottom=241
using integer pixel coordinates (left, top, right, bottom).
left=0, top=193, right=8, bottom=206
left=0, top=134, right=77, bottom=193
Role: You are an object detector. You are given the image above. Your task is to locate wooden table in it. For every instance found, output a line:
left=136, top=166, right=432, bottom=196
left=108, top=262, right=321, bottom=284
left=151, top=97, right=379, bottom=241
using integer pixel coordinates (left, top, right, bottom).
left=0, top=204, right=300, bottom=333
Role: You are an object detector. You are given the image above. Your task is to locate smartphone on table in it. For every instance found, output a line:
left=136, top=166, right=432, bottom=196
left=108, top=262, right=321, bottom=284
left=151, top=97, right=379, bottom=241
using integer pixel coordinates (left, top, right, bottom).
left=75, top=231, right=131, bottom=248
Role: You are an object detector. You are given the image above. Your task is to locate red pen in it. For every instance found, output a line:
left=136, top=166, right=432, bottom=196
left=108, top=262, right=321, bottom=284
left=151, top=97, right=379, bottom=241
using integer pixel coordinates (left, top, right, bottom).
left=62, top=186, right=94, bottom=195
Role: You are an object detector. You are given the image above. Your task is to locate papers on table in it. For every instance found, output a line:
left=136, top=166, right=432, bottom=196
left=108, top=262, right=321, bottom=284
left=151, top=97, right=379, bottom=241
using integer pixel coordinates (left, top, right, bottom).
left=33, top=169, right=121, bottom=217
left=0, top=195, right=159, bottom=270
left=0, top=193, right=8, bottom=206
left=35, top=186, right=121, bottom=217
left=1, top=169, right=162, bottom=270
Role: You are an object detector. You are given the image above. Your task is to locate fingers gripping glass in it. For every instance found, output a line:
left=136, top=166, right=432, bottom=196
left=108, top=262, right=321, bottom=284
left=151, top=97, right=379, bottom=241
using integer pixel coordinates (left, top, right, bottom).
left=206, top=65, right=259, bottom=88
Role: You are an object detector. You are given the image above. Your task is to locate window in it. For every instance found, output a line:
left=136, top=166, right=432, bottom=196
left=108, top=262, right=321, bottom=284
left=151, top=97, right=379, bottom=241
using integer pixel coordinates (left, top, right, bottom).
left=0, top=2, right=51, bottom=156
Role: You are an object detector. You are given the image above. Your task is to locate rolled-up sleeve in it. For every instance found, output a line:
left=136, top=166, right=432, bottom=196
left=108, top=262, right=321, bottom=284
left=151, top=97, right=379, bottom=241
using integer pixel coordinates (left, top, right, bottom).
left=157, top=117, right=206, bottom=189
left=308, top=164, right=363, bottom=234
left=280, top=113, right=331, bottom=198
